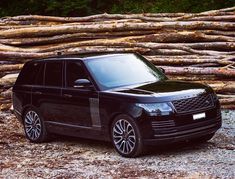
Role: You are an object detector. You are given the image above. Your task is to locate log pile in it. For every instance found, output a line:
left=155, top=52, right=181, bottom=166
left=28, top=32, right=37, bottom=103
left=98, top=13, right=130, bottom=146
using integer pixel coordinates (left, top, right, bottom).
left=0, top=7, right=235, bottom=110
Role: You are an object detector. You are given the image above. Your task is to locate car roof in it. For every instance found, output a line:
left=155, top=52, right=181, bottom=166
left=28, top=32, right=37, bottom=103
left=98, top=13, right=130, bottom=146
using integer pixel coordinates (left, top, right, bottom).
left=30, top=53, right=137, bottom=63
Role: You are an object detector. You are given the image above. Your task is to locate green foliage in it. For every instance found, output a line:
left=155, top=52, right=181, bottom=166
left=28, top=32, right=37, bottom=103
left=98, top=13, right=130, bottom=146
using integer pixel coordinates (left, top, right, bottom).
left=110, top=0, right=235, bottom=13
left=45, top=0, right=93, bottom=16
left=0, top=0, right=234, bottom=17
left=0, top=0, right=45, bottom=17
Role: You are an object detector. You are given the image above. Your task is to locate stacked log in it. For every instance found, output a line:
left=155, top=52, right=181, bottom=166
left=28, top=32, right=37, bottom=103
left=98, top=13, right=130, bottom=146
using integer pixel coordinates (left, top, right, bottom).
left=0, top=7, right=235, bottom=110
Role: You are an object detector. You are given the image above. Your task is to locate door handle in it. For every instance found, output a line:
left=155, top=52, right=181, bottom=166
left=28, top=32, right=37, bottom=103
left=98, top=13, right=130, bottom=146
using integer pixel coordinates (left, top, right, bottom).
left=63, top=94, right=73, bottom=98
left=34, top=91, right=42, bottom=95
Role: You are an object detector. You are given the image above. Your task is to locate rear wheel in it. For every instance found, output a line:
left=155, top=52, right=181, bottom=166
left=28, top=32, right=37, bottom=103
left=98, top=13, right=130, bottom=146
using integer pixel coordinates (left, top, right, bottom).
left=111, top=115, right=143, bottom=158
left=23, top=108, right=48, bottom=143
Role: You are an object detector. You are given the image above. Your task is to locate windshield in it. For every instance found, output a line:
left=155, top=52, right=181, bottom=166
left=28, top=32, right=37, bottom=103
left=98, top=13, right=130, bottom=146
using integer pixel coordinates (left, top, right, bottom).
left=85, top=54, right=167, bottom=90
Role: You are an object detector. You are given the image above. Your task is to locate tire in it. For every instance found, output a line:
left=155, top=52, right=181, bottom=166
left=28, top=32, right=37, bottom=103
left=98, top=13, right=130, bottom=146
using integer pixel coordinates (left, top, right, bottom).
left=111, top=114, right=143, bottom=158
left=23, top=108, right=48, bottom=143
left=192, top=133, right=215, bottom=143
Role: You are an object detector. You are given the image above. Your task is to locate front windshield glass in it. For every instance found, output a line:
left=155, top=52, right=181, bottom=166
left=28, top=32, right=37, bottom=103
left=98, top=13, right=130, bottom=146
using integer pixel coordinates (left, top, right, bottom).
left=85, top=54, right=167, bottom=90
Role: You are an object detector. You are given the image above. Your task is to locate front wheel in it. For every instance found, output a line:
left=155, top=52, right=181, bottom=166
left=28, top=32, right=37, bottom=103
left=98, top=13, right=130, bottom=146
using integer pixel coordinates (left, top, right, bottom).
left=111, top=115, right=143, bottom=158
left=23, top=108, right=48, bottom=143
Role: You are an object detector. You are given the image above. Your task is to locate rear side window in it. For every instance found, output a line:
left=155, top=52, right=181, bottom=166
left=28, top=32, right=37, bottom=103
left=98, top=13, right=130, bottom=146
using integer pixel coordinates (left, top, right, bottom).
left=45, top=61, right=62, bottom=87
left=16, top=62, right=42, bottom=85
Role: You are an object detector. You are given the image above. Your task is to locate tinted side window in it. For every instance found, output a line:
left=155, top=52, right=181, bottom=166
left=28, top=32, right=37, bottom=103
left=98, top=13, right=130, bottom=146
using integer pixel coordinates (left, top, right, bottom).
left=16, top=62, right=42, bottom=85
left=66, top=61, right=88, bottom=87
left=45, top=61, right=62, bottom=87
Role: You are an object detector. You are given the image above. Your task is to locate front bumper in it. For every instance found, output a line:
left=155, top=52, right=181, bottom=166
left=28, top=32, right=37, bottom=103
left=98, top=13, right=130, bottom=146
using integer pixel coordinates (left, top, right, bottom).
left=141, top=106, right=222, bottom=145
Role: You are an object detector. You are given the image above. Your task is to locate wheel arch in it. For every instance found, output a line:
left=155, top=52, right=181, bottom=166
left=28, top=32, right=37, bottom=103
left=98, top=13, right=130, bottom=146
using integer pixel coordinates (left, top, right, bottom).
left=21, top=105, right=37, bottom=122
left=108, top=112, right=136, bottom=138
left=108, top=112, right=123, bottom=139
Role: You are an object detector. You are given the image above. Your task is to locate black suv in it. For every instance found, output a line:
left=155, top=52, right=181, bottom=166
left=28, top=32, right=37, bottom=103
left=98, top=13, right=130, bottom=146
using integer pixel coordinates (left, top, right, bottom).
left=13, top=53, right=221, bottom=157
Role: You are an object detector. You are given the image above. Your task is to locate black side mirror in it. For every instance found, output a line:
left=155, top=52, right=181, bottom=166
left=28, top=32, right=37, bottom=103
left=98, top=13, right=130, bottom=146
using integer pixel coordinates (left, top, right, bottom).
left=74, top=79, right=93, bottom=88
left=159, top=67, right=165, bottom=74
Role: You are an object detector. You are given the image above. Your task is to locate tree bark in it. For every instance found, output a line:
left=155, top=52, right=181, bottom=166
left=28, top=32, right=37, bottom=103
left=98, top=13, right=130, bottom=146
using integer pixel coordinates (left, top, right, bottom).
left=0, top=21, right=234, bottom=38
left=0, top=46, right=150, bottom=59
left=0, top=64, right=24, bottom=72
left=0, top=30, right=157, bottom=45
left=161, top=66, right=235, bottom=77
left=175, top=6, right=235, bottom=20
left=189, top=15, right=235, bottom=22
left=146, top=56, right=233, bottom=65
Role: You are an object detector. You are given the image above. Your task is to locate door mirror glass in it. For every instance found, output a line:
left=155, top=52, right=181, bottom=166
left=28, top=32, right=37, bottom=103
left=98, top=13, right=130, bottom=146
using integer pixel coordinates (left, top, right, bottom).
left=74, top=79, right=92, bottom=88
left=159, top=67, right=165, bottom=74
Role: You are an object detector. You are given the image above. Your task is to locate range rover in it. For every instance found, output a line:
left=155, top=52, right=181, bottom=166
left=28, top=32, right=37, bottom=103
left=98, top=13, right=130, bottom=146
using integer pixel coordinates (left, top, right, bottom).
left=12, top=53, right=222, bottom=157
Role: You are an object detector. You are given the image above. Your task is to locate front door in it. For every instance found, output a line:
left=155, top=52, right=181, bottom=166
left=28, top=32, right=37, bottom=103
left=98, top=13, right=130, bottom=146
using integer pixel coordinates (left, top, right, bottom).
left=60, top=60, right=101, bottom=130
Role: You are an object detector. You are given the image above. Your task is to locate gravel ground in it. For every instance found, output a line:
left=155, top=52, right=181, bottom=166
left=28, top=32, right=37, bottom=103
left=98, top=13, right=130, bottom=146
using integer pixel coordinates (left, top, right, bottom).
left=0, top=110, right=234, bottom=178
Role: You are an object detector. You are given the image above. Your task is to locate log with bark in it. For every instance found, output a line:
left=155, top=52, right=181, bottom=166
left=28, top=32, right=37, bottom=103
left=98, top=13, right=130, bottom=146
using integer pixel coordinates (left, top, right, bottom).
left=0, top=6, right=234, bottom=110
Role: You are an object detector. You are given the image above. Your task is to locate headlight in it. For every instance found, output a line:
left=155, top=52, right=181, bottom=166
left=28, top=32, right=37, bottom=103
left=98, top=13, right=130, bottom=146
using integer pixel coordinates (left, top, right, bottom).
left=136, top=103, right=173, bottom=116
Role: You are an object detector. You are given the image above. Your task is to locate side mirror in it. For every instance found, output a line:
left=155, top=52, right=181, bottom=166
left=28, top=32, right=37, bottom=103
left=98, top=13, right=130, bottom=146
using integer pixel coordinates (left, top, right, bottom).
left=74, top=79, right=93, bottom=88
left=159, top=67, right=165, bottom=74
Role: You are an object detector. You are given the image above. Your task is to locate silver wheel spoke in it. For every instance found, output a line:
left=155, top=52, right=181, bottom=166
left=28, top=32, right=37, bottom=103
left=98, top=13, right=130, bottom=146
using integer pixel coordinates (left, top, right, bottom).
left=29, top=111, right=34, bottom=121
left=128, top=137, right=135, bottom=144
left=25, top=114, right=33, bottom=124
left=35, top=124, right=41, bottom=131
left=29, top=129, right=34, bottom=139
left=114, top=127, right=122, bottom=135
left=126, top=140, right=133, bottom=151
left=35, top=129, right=40, bottom=138
left=123, top=121, right=127, bottom=131
left=26, top=126, right=33, bottom=133
left=127, top=129, right=134, bottom=135
left=32, top=129, right=36, bottom=139
left=125, top=141, right=130, bottom=152
left=128, top=135, right=135, bottom=138
left=117, top=121, right=123, bottom=132
left=114, top=138, right=123, bottom=145
left=120, top=141, right=125, bottom=153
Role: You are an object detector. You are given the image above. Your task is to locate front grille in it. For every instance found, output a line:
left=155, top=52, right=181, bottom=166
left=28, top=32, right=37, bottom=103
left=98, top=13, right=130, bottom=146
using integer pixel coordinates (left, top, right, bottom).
left=152, top=120, right=175, bottom=129
left=152, top=120, right=176, bottom=134
left=172, top=94, right=214, bottom=114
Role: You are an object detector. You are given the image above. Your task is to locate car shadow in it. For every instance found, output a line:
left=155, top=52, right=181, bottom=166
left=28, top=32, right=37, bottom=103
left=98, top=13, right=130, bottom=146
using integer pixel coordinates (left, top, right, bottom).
left=144, top=140, right=214, bottom=156
left=51, top=134, right=214, bottom=157
left=52, top=134, right=113, bottom=148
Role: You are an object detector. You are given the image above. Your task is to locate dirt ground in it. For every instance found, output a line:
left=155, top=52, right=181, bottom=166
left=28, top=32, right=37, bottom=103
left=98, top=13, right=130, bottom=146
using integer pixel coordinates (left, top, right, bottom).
left=0, top=110, right=234, bottom=178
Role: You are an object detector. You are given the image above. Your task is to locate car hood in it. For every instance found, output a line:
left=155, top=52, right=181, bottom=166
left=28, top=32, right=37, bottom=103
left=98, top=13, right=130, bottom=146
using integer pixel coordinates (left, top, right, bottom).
left=103, top=80, right=212, bottom=103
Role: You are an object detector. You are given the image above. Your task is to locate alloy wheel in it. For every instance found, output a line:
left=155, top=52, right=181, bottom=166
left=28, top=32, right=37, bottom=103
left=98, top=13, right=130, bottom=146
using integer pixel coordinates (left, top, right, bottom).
left=24, top=111, right=42, bottom=140
left=112, top=119, right=136, bottom=155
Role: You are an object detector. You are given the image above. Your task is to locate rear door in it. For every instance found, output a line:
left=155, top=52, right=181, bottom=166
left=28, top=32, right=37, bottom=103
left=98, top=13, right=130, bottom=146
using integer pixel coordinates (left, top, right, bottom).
left=32, top=60, right=64, bottom=123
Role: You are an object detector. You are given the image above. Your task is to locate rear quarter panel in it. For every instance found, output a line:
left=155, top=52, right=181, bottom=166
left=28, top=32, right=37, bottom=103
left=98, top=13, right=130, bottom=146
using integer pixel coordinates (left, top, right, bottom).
left=12, top=85, right=32, bottom=120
